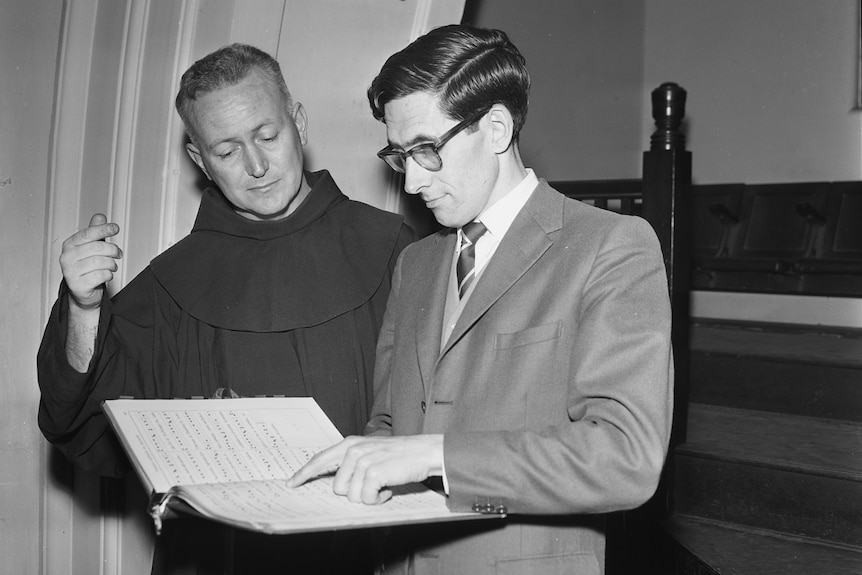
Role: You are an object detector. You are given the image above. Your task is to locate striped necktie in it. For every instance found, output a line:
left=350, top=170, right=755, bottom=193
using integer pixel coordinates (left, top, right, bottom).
left=457, top=221, right=487, bottom=299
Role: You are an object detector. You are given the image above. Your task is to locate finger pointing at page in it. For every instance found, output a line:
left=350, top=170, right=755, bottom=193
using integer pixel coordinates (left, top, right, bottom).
left=286, top=437, right=357, bottom=488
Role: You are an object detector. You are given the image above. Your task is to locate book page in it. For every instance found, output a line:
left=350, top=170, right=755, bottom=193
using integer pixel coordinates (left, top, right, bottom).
left=172, top=477, right=477, bottom=534
left=103, top=397, right=343, bottom=494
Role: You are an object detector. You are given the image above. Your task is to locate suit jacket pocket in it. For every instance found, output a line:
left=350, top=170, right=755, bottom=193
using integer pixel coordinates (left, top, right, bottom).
left=494, top=321, right=562, bottom=350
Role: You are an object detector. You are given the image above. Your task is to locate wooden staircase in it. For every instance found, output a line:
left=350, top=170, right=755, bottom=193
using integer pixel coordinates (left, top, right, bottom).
left=664, top=319, right=862, bottom=574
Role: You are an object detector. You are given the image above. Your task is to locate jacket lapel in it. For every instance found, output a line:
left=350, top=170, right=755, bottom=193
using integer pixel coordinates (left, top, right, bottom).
left=416, top=231, right=457, bottom=387
left=442, top=181, right=564, bottom=354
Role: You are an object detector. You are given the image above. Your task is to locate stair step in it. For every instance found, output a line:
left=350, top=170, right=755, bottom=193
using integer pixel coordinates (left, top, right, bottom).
left=690, top=320, right=862, bottom=368
left=689, top=321, right=862, bottom=420
left=675, top=404, right=862, bottom=545
left=684, top=404, right=862, bottom=476
left=663, top=515, right=862, bottom=575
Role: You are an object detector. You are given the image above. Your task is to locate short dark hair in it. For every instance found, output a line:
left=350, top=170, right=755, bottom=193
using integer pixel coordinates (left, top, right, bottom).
left=175, top=43, right=293, bottom=140
left=368, top=25, right=530, bottom=144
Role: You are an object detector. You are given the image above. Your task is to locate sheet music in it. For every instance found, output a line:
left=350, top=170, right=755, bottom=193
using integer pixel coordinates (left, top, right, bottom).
left=174, top=478, right=460, bottom=534
left=104, top=397, right=495, bottom=534
left=105, top=397, right=342, bottom=494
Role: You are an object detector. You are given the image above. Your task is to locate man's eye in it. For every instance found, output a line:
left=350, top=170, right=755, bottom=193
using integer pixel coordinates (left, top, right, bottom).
left=217, top=148, right=237, bottom=159
left=260, top=133, right=278, bottom=143
left=411, top=145, right=435, bottom=158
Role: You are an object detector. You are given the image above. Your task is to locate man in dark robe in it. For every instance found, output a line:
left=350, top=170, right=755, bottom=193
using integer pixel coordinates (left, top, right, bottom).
left=37, top=43, right=413, bottom=574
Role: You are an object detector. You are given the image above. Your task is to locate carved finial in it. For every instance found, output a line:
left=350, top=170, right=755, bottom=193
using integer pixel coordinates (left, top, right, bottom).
left=650, top=82, right=687, bottom=151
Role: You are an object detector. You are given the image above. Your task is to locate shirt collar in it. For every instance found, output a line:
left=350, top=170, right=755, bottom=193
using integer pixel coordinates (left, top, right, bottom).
left=469, top=168, right=538, bottom=243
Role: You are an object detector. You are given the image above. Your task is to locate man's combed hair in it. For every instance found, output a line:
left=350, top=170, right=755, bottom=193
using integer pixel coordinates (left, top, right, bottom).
left=175, top=43, right=293, bottom=139
left=368, top=25, right=530, bottom=143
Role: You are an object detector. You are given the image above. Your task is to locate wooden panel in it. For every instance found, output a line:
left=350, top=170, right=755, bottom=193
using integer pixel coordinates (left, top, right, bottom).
left=795, top=181, right=862, bottom=292
left=690, top=184, right=743, bottom=257
left=664, top=515, right=862, bottom=575
left=736, top=183, right=829, bottom=258
left=829, top=182, right=862, bottom=257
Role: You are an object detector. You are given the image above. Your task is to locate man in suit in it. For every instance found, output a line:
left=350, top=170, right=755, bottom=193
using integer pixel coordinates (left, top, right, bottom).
left=288, top=24, right=674, bottom=574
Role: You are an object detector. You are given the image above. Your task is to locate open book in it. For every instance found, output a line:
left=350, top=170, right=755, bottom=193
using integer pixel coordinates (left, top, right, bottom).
left=102, top=397, right=496, bottom=535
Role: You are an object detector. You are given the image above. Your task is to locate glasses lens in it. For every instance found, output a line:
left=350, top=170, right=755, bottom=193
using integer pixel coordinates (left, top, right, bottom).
left=381, top=153, right=405, bottom=173
left=412, top=147, right=442, bottom=172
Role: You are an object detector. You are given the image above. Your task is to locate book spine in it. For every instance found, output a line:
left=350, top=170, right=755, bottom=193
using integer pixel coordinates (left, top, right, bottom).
left=148, top=490, right=174, bottom=536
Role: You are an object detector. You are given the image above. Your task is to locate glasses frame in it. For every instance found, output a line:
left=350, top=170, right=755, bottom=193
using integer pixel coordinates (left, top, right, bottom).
left=376, top=109, right=489, bottom=173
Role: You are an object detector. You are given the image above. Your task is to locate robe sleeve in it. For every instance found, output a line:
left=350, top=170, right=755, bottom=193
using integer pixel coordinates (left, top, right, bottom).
left=37, top=271, right=157, bottom=478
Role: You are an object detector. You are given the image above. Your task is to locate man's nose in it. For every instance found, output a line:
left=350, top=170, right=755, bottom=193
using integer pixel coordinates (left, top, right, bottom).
left=245, top=146, right=269, bottom=178
left=403, top=157, right=428, bottom=195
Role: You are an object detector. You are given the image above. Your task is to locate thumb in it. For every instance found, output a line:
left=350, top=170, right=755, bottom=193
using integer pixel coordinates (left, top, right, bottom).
left=89, top=213, right=108, bottom=227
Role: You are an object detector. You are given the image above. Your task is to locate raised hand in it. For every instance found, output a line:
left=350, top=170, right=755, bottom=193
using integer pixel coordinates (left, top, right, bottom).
left=287, top=434, right=444, bottom=505
left=59, top=213, right=122, bottom=310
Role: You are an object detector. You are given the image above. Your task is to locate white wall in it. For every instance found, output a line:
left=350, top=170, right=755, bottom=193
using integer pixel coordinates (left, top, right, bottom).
left=468, top=1, right=861, bottom=185
left=644, top=0, right=861, bottom=184
left=0, top=2, right=63, bottom=574
left=465, top=0, right=647, bottom=181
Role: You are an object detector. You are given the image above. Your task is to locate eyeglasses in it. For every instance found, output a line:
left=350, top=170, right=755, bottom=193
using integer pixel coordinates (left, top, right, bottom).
left=376, top=109, right=488, bottom=173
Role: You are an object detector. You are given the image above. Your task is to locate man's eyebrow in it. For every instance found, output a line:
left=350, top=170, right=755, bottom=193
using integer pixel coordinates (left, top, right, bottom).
left=207, top=122, right=274, bottom=149
left=388, top=132, right=436, bottom=151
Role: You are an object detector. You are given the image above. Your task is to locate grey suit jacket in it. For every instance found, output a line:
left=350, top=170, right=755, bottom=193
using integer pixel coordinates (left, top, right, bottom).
left=366, top=180, right=674, bottom=575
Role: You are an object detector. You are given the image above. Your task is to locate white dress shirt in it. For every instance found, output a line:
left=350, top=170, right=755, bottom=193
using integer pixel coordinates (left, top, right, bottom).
left=455, top=168, right=539, bottom=282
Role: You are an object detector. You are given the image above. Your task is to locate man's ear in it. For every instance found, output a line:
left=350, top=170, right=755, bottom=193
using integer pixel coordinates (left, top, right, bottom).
left=292, top=102, right=308, bottom=146
left=487, top=104, right=515, bottom=154
left=185, top=142, right=212, bottom=180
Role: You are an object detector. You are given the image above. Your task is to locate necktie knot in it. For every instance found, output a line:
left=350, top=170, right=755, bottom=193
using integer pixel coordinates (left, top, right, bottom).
left=461, top=221, right=487, bottom=246
left=457, top=221, right=487, bottom=298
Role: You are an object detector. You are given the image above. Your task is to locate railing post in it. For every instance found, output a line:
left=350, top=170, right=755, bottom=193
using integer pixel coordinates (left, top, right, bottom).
left=642, top=82, right=692, bottom=514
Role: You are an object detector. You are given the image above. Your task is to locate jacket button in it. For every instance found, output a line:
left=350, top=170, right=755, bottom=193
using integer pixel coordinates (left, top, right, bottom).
left=421, top=401, right=426, bottom=413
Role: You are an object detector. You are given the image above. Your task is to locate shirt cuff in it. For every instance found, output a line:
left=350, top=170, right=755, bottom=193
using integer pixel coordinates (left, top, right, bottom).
left=440, top=456, right=450, bottom=495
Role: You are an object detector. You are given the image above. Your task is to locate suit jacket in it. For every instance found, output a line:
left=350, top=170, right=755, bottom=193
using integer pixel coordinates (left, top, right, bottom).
left=366, top=180, right=674, bottom=575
